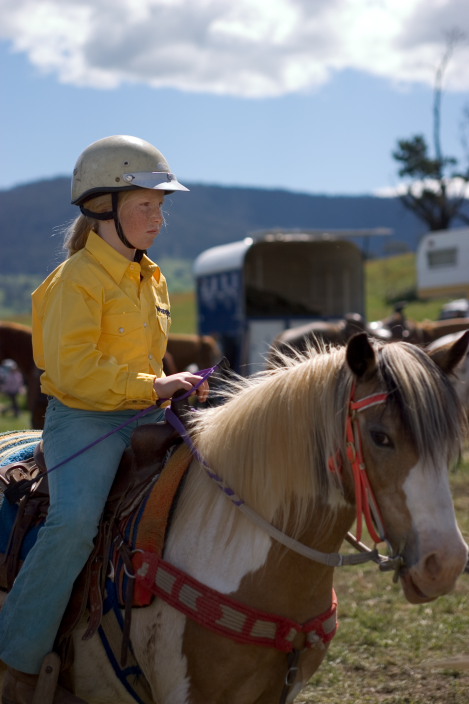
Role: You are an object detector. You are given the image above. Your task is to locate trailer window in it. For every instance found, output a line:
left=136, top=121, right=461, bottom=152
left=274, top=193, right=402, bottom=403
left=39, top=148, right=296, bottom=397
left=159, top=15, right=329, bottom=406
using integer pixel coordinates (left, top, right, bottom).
left=427, top=248, right=457, bottom=268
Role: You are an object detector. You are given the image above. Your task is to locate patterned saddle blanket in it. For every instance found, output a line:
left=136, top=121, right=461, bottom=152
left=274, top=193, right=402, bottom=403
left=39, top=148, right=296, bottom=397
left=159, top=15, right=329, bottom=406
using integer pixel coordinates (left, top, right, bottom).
left=0, top=430, right=43, bottom=565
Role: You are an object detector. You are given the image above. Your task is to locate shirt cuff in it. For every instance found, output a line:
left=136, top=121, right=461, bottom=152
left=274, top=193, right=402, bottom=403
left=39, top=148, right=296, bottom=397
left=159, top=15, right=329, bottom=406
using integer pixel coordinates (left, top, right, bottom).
left=126, top=373, right=158, bottom=404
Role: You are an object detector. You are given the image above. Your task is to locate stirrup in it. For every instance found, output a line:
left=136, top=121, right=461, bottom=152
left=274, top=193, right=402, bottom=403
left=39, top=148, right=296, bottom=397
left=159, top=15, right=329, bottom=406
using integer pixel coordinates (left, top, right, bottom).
left=32, top=652, right=61, bottom=704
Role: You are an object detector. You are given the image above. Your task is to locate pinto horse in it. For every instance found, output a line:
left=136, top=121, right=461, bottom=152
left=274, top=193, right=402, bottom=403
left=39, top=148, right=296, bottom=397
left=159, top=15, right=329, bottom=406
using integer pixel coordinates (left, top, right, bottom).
left=1, top=332, right=468, bottom=704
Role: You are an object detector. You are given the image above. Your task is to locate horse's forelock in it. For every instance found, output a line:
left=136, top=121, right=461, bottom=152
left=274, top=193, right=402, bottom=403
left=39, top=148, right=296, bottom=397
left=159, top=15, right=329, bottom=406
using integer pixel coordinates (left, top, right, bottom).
left=377, top=341, right=465, bottom=465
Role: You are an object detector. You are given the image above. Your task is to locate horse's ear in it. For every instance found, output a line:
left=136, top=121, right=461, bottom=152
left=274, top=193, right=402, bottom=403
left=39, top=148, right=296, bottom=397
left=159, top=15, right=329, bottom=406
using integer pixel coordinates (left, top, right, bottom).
left=427, top=330, right=469, bottom=374
left=346, top=332, right=377, bottom=379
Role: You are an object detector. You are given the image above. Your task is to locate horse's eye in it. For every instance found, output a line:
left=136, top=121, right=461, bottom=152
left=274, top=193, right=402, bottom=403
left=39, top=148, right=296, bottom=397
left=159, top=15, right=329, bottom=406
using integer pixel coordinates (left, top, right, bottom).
left=370, top=430, right=393, bottom=448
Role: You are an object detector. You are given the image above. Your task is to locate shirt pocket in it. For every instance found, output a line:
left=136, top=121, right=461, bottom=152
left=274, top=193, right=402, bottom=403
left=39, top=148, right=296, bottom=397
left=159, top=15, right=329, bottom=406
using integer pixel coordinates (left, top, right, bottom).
left=99, top=312, right=145, bottom=360
left=101, top=311, right=143, bottom=337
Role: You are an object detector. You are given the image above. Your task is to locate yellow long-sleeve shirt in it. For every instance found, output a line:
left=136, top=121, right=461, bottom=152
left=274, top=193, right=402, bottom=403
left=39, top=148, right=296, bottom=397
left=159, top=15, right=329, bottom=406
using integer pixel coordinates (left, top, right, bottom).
left=32, top=231, right=171, bottom=411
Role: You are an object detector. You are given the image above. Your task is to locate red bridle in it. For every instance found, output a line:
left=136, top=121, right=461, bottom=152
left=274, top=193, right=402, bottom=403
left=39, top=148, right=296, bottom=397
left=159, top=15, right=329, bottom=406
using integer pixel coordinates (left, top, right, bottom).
left=345, top=385, right=389, bottom=544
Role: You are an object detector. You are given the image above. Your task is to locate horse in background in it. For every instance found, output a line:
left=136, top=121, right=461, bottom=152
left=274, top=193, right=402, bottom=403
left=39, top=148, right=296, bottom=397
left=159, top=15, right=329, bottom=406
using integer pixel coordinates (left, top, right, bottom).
left=165, top=333, right=222, bottom=372
left=268, top=303, right=469, bottom=368
left=0, top=321, right=46, bottom=429
left=369, top=307, right=469, bottom=344
left=268, top=313, right=367, bottom=365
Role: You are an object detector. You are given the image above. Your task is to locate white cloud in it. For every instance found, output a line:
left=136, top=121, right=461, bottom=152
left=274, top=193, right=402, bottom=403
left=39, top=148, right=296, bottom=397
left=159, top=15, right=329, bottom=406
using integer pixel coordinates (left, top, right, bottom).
left=1, top=0, right=469, bottom=97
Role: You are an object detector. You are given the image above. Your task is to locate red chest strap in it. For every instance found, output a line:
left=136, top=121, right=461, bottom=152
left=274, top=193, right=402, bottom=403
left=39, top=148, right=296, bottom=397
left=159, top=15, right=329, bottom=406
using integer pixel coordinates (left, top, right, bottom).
left=135, top=551, right=338, bottom=652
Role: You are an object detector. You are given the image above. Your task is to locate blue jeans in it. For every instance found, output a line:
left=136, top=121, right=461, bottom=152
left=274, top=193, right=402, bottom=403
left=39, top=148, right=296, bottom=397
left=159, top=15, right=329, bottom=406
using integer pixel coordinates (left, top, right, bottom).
left=0, top=398, right=164, bottom=673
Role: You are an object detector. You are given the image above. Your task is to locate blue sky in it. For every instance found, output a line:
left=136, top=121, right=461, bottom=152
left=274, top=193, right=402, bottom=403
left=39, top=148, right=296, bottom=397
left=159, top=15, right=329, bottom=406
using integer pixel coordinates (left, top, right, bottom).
left=1, top=0, right=468, bottom=196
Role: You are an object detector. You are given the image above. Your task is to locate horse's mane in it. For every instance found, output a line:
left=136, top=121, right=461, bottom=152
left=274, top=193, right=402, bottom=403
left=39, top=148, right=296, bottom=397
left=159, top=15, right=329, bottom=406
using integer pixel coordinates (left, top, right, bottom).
left=187, top=343, right=350, bottom=535
left=378, top=340, right=465, bottom=463
left=185, top=339, right=465, bottom=538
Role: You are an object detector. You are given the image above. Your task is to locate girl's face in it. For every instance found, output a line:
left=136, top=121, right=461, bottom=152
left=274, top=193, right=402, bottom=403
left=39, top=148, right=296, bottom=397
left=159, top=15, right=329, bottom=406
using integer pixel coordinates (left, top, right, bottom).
left=118, top=189, right=165, bottom=252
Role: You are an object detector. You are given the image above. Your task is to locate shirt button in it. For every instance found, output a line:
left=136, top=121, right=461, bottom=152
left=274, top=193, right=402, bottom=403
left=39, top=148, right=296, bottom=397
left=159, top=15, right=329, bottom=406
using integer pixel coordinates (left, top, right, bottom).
left=148, top=354, right=153, bottom=360
left=144, top=322, right=148, bottom=328
left=119, top=327, right=125, bottom=333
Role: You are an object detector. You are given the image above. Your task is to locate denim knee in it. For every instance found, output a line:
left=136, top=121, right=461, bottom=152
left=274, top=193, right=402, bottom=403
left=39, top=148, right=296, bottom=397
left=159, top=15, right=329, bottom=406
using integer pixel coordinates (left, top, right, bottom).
left=45, top=503, right=101, bottom=546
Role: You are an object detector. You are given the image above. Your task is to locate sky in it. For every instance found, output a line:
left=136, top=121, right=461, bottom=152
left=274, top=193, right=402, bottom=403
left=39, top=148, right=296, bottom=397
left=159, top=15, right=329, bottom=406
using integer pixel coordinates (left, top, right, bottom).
left=1, top=0, right=469, bottom=197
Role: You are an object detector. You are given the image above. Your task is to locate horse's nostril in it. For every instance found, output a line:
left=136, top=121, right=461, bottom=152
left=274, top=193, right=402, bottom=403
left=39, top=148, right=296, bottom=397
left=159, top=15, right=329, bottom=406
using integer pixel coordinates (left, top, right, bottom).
left=424, top=553, right=442, bottom=580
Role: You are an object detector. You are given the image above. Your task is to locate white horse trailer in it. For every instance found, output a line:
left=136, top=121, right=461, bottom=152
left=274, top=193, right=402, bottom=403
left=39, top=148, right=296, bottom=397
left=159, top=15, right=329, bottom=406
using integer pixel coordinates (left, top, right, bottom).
left=417, top=228, right=469, bottom=299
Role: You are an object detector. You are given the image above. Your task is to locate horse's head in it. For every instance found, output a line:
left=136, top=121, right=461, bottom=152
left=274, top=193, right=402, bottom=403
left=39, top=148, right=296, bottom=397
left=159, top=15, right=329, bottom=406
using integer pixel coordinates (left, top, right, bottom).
left=345, top=332, right=469, bottom=604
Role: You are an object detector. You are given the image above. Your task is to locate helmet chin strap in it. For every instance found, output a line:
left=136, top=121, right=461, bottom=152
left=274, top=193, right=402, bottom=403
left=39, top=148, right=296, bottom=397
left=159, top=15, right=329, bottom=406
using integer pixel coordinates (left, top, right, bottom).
left=111, top=192, right=134, bottom=249
left=80, top=192, right=146, bottom=262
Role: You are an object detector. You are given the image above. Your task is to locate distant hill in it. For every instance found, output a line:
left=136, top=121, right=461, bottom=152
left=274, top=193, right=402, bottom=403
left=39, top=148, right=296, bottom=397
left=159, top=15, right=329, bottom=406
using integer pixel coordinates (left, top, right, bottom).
left=1, top=176, right=468, bottom=276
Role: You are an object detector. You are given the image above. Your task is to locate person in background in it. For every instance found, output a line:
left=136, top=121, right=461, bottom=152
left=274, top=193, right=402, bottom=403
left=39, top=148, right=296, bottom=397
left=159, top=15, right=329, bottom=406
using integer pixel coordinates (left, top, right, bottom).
left=0, top=359, right=24, bottom=418
left=0, top=135, right=208, bottom=704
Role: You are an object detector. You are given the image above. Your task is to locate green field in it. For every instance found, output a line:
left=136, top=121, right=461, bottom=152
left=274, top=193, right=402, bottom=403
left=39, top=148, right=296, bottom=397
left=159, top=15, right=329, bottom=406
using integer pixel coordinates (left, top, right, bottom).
left=365, top=253, right=451, bottom=322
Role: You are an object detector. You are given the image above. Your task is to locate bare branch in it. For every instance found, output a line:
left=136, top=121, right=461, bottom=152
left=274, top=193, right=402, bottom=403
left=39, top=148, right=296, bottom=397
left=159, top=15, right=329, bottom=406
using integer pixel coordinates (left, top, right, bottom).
left=433, top=30, right=464, bottom=165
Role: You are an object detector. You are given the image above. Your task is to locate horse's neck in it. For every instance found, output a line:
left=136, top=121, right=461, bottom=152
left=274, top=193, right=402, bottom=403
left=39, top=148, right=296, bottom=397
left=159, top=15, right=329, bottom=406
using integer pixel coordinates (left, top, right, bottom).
left=165, top=468, right=353, bottom=619
left=165, top=470, right=273, bottom=591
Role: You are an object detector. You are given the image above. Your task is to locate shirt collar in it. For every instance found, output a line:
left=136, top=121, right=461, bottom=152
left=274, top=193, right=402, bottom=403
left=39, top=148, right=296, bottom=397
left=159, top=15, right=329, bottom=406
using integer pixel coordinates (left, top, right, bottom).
left=85, top=231, right=160, bottom=284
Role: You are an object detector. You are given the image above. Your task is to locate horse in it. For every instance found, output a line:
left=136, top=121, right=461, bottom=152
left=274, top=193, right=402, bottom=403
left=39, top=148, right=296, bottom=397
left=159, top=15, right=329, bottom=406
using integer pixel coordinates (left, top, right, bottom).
left=268, top=313, right=367, bottom=364
left=415, top=317, right=469, bottom=343
left=0, top=321, right=47, bottom=429
left=1, top=332, right=468, bottom=704
left=165, top=333, right=222, bottom=373
left=269, top=311, right=469, bottom=368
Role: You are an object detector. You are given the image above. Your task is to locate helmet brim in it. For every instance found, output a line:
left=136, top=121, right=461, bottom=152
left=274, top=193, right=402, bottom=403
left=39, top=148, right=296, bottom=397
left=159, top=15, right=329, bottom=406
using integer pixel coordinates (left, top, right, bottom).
left=122, top=171, right=189, bottom=192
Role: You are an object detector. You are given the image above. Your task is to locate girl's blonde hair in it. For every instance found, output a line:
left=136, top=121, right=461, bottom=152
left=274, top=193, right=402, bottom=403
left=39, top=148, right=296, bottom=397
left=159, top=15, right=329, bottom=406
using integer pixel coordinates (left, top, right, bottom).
left=63, top=190, right=137, bottom=257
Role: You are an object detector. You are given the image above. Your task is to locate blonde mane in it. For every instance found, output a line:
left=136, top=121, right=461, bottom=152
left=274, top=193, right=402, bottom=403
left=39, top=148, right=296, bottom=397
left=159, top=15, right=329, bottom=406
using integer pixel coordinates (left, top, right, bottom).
left=188, top=345, right=352, bottom=535
left=378, top=341, right=465, bottom=464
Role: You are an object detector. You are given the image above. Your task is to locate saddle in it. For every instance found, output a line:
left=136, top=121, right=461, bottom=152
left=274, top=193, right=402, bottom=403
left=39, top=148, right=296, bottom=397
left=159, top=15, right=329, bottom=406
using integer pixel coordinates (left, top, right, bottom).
left=0, top=398, right=192, bottom=665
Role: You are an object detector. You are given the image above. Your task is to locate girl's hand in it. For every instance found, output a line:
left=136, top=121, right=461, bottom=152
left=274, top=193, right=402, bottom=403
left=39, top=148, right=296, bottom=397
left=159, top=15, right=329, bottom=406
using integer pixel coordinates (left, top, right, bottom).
left=154, top=372, right=209, bottom=402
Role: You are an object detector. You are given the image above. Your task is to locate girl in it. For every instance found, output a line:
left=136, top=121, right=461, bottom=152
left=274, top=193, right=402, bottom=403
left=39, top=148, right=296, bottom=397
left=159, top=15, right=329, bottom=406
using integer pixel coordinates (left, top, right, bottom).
left=0, top=135, right=208, bottom=704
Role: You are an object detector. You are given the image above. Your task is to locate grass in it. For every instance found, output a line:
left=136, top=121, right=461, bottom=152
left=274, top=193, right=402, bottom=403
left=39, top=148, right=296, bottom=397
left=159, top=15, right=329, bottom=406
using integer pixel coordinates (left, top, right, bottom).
left=364, top=253, right=453, bottom=322
left=168, top=291, right=198, bottom=334
left=0, top=396, right=30, bottom=433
